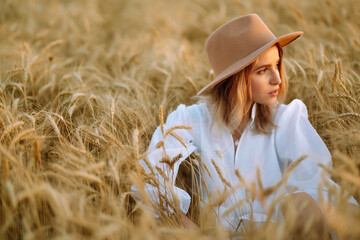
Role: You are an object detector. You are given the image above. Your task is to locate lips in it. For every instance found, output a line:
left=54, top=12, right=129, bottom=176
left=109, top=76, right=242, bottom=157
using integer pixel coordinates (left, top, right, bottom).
left=268, top=89, right=279, bottom=96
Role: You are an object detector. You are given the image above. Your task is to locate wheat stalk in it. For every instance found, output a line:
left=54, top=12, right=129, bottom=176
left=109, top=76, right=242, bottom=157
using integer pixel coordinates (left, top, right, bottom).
left=1, top=0, right=360, bottom=238
left=108, top=160, right=120, bottom=184
left=66, top=143, right=95, bottom=162
left=332, top=62, right=339, bottom=94
left=0, top=143, right=21, bottom=168
left=5, top=181, right=17, bottom=208
left=166, top=182, right=180, bottom=210
left=20, top=113, right=36, bottom=127
left=234, top=169, right=245, bottom=185
left=156, top=141, right=164, bottom=149
left=41, top=171, right=78, bottom=188
left=211, top=158, right=231, bottom=188
left=328, top=94, right=358, bottom=105
left=9, top=128, right=35, bottom=148
left=72, top=72, right=83, bottom=83
left=34, top=139, right=41, bottom=170
left=338, top=170, right=360, bottom=188
left=169, top=132, right=188, bottom=150
left=5, top=68, right=24, bottom=74
left=221, top=199, right=245, bottom=218
left=141, top=156, right=155, bottom=174
left=111, top=97, right=115, bottom=125
left=158, top=192, right=177, bottom=214
left=102, top=130, right=124, bottom=150
left=70, top=93, right=86, bottom=104
left=2, top=157, right=9, bottom=181
left=23, top=58, right=29, bottom=111
left=160, top=153, right=182, bottom=171
left=261, top=155, right=308, bottom=198
left=330, top=112, right=360, bottom=119
left=159, top=104, right=165, bottom=136
left=51, top=163, right=102, bottom=184
left=155, top=165, right=170, bottom=182
left=201, top=161, right=213, bottom=179
left=68, top=104, right=77, bottom=118
left=43, top=39, right=64, bottom=52
left=46, top=114, right=61, bottom=136
left=314, top=85, right=328, bottom=109
left=83, top=162, right=106, bottom=173
left=164, top=125, right=192, bottom=138
left=256, top=168, right=264, bottom=202
left=316, top=70, right=323, bottom=85
left=1, top=121, right=24, bottom=141
left=332, top=151, right=359, bottom=175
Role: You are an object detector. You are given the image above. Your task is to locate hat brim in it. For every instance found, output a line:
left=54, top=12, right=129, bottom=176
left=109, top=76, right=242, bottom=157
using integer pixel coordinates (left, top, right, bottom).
left=197, top=31, right=303, bottom=96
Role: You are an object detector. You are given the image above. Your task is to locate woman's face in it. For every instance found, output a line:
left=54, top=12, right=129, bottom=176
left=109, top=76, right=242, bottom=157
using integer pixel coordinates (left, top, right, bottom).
left=248, top=46, right=281, bottom=106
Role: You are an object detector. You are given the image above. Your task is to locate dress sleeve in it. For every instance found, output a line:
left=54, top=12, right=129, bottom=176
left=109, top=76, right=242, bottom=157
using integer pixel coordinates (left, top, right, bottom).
left=135, top=104, right=197, bottom=215
left=274, top=99, right=358, bottom=205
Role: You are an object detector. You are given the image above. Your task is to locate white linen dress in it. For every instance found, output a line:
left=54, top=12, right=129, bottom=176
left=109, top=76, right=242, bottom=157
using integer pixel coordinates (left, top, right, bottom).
left=135, top=99, right=358, bottom=230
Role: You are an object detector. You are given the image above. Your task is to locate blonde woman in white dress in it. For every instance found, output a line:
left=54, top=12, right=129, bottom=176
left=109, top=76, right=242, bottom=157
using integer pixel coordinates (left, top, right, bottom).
left=134, top=14, right=358, bottom=237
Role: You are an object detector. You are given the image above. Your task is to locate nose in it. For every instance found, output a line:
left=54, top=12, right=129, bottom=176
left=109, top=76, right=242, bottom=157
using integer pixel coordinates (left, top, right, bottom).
left=270, top=69, right=281, bottom=85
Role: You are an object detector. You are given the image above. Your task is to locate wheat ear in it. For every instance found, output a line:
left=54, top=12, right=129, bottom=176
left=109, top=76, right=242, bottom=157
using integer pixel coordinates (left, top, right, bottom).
left=9, top=128, right=35, bottom=148
left=2, top=158, right=9, bottom=181
left=1, top=121, right=25, bottom=141
left=211, top=158, right=231, bottom=188
left=337, top=60, right=351, bottom=95
left=43, top=39, right=64, bottom=52
left=5, top=68, right=24, bottom=74
left=169, top=132, right=188, bottom=150
left=201, top=161, right=213, bottom=179
left=164, top=125, right=192, bottom=138
left=159, top=105, right=164, bottom=135
left=34, top=139, right=41, bottom=170
left=332, top=62, right=339, bottom=94
left=155, top=166, right=170, bottom=182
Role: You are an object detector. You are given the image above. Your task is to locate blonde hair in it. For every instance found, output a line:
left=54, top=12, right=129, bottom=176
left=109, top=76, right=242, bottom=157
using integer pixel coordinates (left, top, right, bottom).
left=204, top=44, right=287, bottom=134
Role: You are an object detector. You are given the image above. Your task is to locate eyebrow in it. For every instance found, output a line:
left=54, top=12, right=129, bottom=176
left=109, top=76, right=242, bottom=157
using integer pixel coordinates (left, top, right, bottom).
left=253, top=59, right=280, bottom=71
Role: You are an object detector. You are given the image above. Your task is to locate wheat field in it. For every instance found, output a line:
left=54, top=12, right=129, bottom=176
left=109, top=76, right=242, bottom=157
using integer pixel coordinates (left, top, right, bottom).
left=0, top=0, right=359, bottom=239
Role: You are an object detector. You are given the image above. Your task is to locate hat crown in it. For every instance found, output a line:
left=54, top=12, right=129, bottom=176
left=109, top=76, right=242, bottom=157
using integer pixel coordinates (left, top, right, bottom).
left=205, top=14, right=276, bottom=75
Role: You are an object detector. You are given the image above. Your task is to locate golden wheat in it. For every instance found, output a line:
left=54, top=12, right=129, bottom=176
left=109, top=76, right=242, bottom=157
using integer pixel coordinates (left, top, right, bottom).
left=211, top=158, right=231, bottom=188
left=1, top=0, right=360, bottom=239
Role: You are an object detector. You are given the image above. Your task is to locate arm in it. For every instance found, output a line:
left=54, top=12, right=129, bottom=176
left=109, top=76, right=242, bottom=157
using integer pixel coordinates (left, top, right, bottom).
left=275, top=100, right=359, bottom=237
left=281, top=192, right=326, bottom=237
left=275, top=100, right=358, bottom=205
left=179, top=211, right=199, bottom=230
left=135, top=104, right=197, bottom=215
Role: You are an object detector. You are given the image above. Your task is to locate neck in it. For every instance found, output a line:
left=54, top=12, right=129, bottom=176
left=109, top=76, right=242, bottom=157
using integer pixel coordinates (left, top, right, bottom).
left=232, top=116, right=250, bottom=139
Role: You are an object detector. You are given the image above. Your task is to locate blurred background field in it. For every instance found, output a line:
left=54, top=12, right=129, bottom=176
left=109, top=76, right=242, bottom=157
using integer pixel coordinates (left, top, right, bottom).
left=0, top=0, right=359, bottom=239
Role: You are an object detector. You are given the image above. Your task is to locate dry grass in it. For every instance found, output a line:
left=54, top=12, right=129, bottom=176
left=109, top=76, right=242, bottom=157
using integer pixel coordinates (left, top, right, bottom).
left=1, top=0, right=360, bottom=239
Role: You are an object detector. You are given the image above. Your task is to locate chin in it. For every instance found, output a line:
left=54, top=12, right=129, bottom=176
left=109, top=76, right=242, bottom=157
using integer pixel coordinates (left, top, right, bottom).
left=262, top=99, right=277, bottom=106
left=254, top=97, right=277, bottom=106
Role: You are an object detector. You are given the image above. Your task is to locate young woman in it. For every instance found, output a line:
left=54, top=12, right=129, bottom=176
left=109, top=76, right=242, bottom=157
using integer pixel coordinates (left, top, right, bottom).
left=135, top=14, right=358, bottom=234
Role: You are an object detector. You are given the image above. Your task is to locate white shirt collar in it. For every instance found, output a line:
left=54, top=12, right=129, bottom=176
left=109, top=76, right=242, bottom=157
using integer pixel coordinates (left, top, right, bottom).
left=250, top=103, right=256, bottom=125
left=249, top=102, right=281, bottom=126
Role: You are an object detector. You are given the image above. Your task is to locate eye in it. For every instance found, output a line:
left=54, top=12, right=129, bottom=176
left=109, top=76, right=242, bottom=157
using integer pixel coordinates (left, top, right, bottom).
left=275, top=62, right=280, bottom=70
left=257, top=68, right=266, bottom=74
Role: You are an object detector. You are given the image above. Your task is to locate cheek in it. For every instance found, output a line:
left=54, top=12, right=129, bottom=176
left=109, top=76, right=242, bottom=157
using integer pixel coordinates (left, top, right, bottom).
left=250, top=76, right=265, bottom=97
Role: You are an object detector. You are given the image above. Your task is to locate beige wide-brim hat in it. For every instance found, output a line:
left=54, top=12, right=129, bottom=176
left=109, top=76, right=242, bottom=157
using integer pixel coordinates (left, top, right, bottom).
left=197, top=14, right=303, bottom=95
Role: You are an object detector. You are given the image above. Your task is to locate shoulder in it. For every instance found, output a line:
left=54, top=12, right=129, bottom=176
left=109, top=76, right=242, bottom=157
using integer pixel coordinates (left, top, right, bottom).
left=186, top=101, right=211, bottom=119
left=274, top=99, right=308, bottom=124
left=166, top=102, right=210, bottom=124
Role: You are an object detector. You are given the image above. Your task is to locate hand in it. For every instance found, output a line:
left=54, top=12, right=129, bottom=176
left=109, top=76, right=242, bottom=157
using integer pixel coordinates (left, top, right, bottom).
left=179, top=211, right=199, bottom=230
left=281, top=192, right=329, bottom=238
